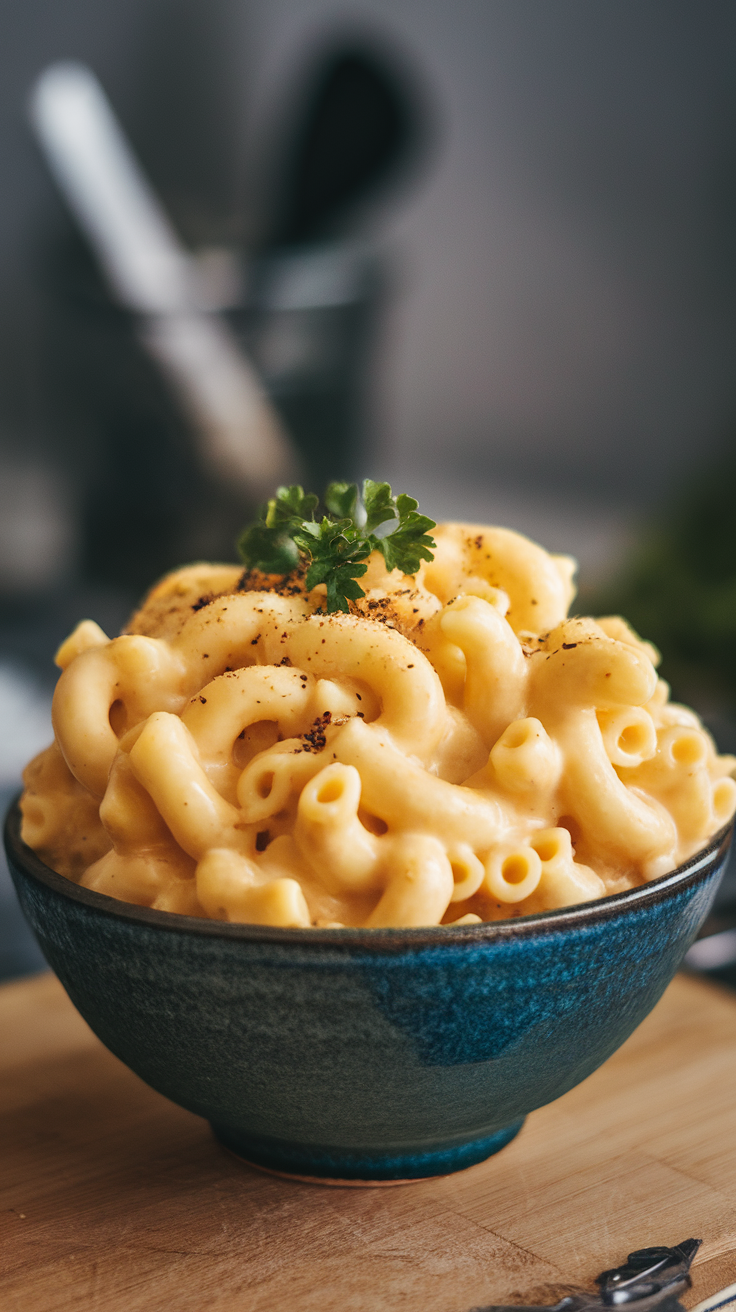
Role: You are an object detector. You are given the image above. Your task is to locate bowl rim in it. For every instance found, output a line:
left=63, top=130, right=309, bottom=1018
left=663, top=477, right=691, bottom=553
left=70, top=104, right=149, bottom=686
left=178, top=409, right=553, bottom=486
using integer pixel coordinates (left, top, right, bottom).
left=5, top=798, right=732, bottom=951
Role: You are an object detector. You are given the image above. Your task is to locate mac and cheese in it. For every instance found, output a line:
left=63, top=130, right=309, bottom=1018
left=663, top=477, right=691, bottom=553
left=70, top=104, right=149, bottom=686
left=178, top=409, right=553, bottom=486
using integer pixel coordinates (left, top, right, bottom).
left=20, top=524, right=736, bottom=927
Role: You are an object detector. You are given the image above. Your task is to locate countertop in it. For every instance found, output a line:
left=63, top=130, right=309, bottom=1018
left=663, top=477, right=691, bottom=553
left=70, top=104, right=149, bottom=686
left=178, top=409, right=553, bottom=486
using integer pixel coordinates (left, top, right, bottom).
left=2, top=970, right=736, bottom=1312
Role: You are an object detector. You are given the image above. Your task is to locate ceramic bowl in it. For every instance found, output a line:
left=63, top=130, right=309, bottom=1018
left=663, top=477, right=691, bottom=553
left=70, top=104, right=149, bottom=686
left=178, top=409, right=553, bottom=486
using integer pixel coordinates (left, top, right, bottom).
left=4, top=800, right=731, bottom=1184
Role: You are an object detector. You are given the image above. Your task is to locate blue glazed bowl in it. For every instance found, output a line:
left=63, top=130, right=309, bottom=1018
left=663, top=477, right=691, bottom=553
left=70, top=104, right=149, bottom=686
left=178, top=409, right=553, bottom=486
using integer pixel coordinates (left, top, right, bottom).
left=4, top=801, right=731, bottom=1183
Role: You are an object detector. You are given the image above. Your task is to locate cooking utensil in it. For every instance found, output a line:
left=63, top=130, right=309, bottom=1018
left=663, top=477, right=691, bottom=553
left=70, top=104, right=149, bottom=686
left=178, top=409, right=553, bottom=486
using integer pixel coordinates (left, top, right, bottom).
left=29, top=61, right=297, bottom=499
left=265, top=44, right=423, bottom=248
left=472, top=1239, right=701, bottom=1312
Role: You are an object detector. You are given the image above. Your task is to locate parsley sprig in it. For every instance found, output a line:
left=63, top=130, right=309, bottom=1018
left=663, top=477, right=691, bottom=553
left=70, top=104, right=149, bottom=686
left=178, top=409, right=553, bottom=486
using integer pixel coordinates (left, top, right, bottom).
left=238, top=480, right=437, bottom=613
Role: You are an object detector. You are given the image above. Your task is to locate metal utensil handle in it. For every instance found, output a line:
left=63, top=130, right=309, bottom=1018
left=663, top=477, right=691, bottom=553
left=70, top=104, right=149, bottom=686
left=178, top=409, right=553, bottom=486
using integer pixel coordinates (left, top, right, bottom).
left=29, top=61, right=297, bottom=495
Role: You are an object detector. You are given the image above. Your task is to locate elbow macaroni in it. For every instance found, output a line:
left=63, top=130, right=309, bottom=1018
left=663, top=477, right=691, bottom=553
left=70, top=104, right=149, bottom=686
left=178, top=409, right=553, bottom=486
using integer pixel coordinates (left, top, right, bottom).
left=20, top=523, right=736, bottom=928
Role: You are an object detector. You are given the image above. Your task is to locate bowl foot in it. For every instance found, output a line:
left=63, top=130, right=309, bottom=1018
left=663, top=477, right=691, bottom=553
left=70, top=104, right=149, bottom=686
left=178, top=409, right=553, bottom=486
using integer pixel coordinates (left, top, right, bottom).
left=211, top=1118, right=525, bottom=1185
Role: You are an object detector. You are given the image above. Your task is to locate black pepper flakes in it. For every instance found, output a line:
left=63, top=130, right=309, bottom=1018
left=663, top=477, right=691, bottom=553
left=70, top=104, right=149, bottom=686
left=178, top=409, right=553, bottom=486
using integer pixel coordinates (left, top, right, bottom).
left=300, top=712, right=332, bottom=752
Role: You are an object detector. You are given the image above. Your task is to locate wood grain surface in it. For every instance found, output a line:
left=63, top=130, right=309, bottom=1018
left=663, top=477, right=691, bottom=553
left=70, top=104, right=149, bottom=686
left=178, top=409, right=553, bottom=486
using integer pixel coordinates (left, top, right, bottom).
left=2, top=969, right=736, bottom=1312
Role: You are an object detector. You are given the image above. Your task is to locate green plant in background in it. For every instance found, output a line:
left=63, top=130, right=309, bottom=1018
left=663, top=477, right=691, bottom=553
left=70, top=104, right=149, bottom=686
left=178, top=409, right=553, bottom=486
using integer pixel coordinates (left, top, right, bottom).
left=597, top=454, right=736, bottom=711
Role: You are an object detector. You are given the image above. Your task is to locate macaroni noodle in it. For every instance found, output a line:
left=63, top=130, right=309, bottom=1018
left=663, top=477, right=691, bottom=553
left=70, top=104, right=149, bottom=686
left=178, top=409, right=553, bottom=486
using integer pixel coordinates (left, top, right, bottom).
left=20, top=522, right=736, bottom=928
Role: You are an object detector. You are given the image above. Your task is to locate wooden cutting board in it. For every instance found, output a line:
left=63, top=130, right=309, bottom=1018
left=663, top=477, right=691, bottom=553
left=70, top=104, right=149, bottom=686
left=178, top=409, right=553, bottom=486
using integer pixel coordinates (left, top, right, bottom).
left=2, top=969, right=736, bottom=1312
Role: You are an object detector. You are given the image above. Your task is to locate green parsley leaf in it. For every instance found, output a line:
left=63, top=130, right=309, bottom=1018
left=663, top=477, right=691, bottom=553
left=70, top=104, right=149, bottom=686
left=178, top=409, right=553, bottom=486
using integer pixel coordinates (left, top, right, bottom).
left=238, top=522, right=300, bottom=575
left=238, top=485, right=317, bottom=574
left=266, top=485, right=319, bottom=528
left=324, top=481, right=362, bottom=524
left=237, top=480, right=436, bottom=612
left=377, top=495, right=436, bottom=575
left=362, top=480, right=397, bottom=535
left=300, top=519, right=371, bottom=615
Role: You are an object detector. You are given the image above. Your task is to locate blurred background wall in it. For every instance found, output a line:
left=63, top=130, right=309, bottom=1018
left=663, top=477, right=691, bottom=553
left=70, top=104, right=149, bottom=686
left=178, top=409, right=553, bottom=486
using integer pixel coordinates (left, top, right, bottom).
left=0, top=0, right=735, bottom=594
left=240, top=0, right=736, bottom=570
